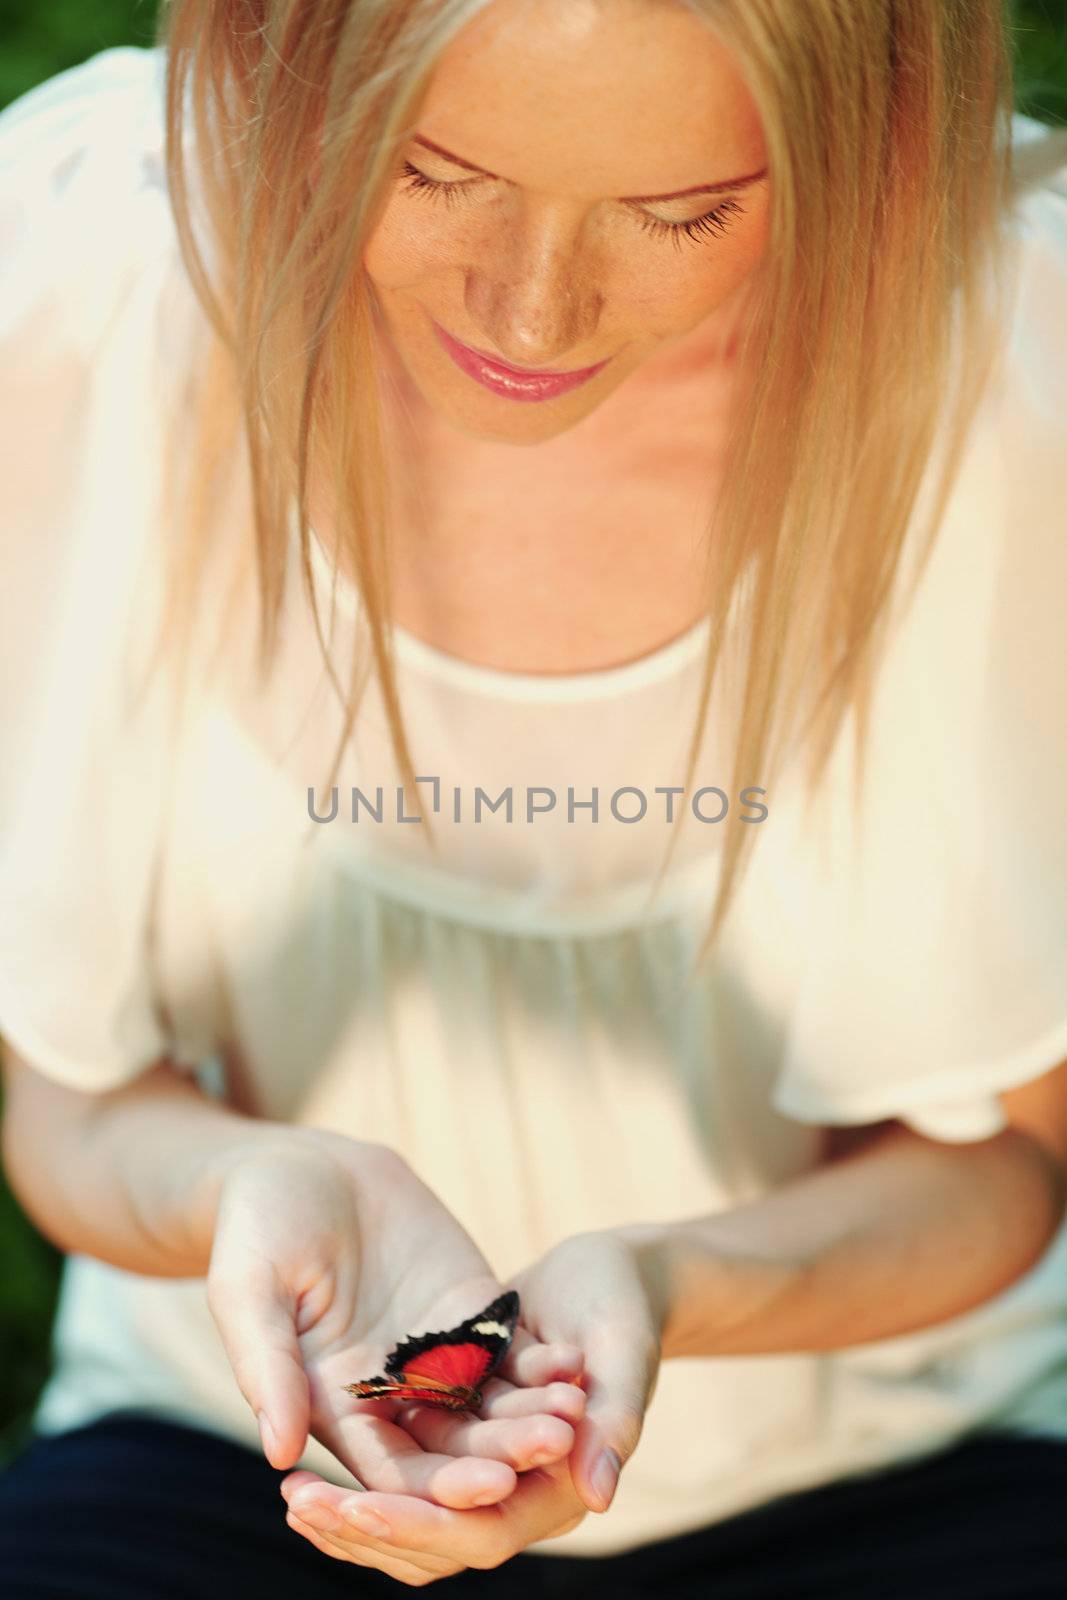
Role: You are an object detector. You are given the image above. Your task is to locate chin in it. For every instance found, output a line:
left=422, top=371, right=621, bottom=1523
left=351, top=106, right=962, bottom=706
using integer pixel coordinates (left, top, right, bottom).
left=419, top=383, right=602, bottom=446
left=452, top=411, right=591, bottom=447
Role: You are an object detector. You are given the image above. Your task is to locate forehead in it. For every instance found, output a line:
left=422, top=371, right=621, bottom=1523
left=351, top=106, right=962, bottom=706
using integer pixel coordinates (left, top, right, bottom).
left=416, top=0, right=765, bottom=198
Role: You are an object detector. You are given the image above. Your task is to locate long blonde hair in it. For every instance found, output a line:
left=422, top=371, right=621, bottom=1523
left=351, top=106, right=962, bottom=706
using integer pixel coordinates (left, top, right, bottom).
left=153, top=0, right=1067, bottom=964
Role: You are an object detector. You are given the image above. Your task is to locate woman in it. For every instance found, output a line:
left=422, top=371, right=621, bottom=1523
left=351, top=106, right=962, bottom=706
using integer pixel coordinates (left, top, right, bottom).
left=1, top=0, right=1067, bottom=1593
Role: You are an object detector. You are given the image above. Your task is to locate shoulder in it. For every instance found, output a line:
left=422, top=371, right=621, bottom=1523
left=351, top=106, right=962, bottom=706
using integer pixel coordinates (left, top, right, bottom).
left=0, top=49, right=187, bottom=823
left=768, top=129, right=1067, bottom=1144
left=0, top=46, right=173, bottom=359
left=1000, top=116, right=1067, bottom=414
left=984, top=121, right=1067, bottom=691
left=930, top=116, right=1067, bottom=694
left=0, top=43, right=162, bottom=151
left=0, top=44, right=167, bottom=194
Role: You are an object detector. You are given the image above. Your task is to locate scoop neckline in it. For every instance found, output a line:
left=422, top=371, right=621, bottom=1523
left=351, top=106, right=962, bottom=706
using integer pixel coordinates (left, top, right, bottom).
left=299, top=508, right=713, bottom=703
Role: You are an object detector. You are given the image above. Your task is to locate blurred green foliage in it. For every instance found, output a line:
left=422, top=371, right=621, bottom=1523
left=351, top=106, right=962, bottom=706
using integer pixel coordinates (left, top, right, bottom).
left=1015, top=0, right=1067, bottom=122
left=0, top=0, right=1065, bottom=1469
left=0, top=1135, right=63, bottom=1464
left=0, top=0, right=160, bottom=109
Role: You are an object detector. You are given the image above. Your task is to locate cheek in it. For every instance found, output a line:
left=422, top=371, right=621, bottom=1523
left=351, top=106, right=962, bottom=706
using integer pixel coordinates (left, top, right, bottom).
left=363, top=202, right=472, bottom=294
left=622, top=225, right=769, bottom=339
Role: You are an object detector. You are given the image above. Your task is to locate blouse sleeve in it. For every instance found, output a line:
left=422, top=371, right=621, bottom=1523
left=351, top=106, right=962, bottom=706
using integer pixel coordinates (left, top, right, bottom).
left=771, top=143, right=1067, bottom=1145
left=0, top=47, right=184, bottom=1092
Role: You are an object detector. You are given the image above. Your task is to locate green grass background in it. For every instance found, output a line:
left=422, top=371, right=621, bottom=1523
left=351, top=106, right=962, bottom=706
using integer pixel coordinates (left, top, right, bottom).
left=0, top=1, right=1065, bottom=1467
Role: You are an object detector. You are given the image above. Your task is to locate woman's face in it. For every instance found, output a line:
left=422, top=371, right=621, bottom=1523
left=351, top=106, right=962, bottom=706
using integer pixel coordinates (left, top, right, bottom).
left=363, top=0, right=770, bottom=447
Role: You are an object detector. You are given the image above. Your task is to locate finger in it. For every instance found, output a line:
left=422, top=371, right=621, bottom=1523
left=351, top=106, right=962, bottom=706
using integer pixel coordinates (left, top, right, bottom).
left=497, top=1329, right=585, bottom=1387
left=314, top=1409, right=519, bottom=1508
left=280, top=1469, right=325, bottom=1497
left=564, top=1331, right=658, bottom=1513
left=283, top=1485, right=464, bottom=1581
left=286, top=1509, right=446, bottom=1584
left=399, top=1405, right=575, bottom=1471
left=285, top=1511, right=362, bottom=1565
left=296, top=1465, right=585, bottom=1572
left=206, top=1262, right=309, bottom=1470
left=477, top=1378, right=587, bottom=1425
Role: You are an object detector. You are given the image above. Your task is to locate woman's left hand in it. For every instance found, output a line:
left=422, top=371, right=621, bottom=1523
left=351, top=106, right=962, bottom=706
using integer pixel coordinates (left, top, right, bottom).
left=504, top=1227, right=664, bottom=1513
left=279, top=1228, right=665, bottom=1583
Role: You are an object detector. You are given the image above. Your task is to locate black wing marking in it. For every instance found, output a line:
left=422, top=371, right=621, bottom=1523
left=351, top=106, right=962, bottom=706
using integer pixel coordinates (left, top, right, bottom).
left=383, top=1290, right=520, bottom=1379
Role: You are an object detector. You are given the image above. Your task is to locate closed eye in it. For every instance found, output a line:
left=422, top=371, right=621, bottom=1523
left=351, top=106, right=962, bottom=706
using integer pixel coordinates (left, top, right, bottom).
left=397, top=160, right=747, bottom=249
left=399, top=159, right=469, bottom=205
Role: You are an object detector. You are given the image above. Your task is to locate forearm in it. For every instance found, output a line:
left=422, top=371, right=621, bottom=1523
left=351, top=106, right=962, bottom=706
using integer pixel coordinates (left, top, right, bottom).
left=1, top=1049, right=304, bottom=1277
left=623, top=1121, right=1067, bottom=1359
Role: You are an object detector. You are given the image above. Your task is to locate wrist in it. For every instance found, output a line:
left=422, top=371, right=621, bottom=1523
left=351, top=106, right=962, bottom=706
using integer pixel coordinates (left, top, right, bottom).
left=165, top=1121, right=347, bottom=1271
left=613, top=1215, right=804, bottom=1361
left=611, top=1220, right=681, bottom=1358
left=188, top=1125, right=408, bottom=1258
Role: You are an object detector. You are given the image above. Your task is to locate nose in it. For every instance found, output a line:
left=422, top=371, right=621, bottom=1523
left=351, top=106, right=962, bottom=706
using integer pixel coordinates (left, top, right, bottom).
left=464, top=204, right=604, bottom=371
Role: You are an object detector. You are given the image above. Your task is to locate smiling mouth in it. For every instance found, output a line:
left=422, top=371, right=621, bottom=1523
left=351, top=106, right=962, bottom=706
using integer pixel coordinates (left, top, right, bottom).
left=430, top=318, right=611, bottom=402
left=455, top=337, right=595, bottom=378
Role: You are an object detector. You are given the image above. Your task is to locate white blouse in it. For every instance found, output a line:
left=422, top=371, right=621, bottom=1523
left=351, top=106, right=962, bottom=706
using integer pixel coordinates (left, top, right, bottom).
left=2, top=46, right=1067, bottom=1558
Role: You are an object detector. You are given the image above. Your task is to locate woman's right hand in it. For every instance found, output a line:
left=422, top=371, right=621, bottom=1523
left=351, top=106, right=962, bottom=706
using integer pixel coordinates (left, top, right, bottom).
left=203, top=1128, right=586, bottom=1510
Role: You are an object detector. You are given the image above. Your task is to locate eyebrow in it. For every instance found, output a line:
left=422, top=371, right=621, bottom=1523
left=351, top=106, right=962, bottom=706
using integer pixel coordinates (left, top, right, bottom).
left=411, top=134, right=768, bottom=203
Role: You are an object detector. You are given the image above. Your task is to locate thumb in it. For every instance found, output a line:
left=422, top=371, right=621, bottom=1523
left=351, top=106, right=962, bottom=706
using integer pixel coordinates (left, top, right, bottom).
left=567, top=1330, right=659, bottom=1514
left=206, top=1261, right=311, bottom=1470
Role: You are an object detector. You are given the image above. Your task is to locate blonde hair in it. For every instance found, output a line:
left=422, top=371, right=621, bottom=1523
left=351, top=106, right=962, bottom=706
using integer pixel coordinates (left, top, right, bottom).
left=154, top=0, right=1066, bottom=966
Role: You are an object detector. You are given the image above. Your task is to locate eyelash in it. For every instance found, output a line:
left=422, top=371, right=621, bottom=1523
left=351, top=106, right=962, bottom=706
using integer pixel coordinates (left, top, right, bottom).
left=397, top=160, right=745, bottom=248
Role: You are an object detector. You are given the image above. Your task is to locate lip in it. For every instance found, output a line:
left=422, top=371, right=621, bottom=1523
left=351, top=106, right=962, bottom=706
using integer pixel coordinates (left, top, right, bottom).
left=431, top=319, right=611, bottom=402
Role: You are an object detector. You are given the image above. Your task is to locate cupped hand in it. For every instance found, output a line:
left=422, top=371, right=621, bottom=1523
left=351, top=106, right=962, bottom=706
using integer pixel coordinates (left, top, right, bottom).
left=279, top=1227, right=665, bottom=1580
left=280, top=1455, right=588, bottom=1584
left=204, top=1129, right=586, bottom=1509
left=505, top=1227, right=664, bottom=1514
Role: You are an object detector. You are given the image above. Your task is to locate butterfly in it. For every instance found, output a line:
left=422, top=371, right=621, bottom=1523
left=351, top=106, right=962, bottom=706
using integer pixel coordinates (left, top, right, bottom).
left=343, top=1290, right=521, bottom=1413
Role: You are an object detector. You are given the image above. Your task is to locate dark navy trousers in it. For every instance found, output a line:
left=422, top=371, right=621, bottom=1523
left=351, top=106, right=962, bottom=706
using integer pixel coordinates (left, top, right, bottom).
left=1, top=1412, right=1066, bottom=1598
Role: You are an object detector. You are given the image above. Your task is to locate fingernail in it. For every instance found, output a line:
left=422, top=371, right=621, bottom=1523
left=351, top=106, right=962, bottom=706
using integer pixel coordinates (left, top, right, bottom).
left=343, top=1501, right=391, bottom=1540
left=590, top=1448, right=621, bottom=1511
left=294, top=1500, right=342, bottom=1532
